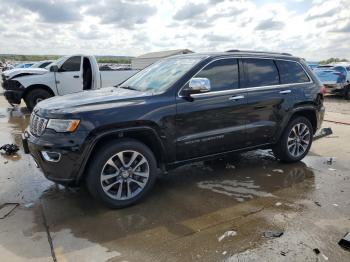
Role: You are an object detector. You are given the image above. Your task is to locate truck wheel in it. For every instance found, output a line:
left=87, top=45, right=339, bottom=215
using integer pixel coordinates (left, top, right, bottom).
left=272, top=117, right=313, bottom=163
left=86, top=139, right=157, bottom=208
left=25, top=89, right=52, bottom=111
left=344, top=85, right=350, bottom=100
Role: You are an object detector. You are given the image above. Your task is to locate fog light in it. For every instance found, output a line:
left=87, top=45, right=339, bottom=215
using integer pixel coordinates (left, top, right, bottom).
left=41, top=151, right=61, bottom=162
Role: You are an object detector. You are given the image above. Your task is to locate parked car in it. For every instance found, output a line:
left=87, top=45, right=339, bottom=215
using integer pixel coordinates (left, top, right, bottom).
left=1, top=64, right=14, bottom=71
left=22, top=51, right=325, bottom=208
left=30, top=60, right=53, bottom=69
left=2, top=61, right=52, bottom=73
left=1, top=55, right=138, bottom=110
left=307, top=63, right=318, bottom=70
left=333, top=63, right=350, bottom=82
left=314, top=65, right=349, bottom=99
left=99, top=65, right=113, bottom=71
left=14, top=63, right=34, bottom=69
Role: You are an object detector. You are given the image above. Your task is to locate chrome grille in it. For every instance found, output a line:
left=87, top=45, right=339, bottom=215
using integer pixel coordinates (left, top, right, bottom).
left=30, top=114, right=48, bottom=136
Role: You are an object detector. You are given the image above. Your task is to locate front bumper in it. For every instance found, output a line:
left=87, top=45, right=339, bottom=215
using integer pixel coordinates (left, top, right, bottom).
left=2, top=79, right=25, bottom=104
left=23, top=128, right=90, bottom=184
left=4, top=90, right=24, bottom=104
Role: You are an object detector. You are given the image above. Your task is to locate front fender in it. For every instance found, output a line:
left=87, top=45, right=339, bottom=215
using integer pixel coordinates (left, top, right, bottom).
left=13, top=73, right=57, bottom=95
left=76, top=125, right=167, bottom=182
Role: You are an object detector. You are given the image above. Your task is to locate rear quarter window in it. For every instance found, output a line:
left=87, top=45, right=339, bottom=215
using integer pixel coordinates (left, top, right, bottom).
left=243, top=58, right=279, bottom=87
left=275, top=60, right=310, bottom=84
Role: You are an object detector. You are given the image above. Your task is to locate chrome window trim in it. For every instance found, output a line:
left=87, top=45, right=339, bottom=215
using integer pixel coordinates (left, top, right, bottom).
left=177, top=56, right=313, bottom=98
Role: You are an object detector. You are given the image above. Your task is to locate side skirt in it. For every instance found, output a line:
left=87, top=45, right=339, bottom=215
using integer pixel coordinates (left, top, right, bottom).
left=165, top=143, right=272, bottom=170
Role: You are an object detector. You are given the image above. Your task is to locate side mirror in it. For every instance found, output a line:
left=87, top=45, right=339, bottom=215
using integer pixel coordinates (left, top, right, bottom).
left=184, top=78, right=211, bottom=96
left=50, top=65, right=59, bottom=72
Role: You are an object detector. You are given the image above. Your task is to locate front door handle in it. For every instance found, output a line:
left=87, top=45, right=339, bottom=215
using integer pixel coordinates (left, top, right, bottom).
left=73, top=75, right=79, bottom=78
left=279, top=90, right=291, bottom=94
left=229, top=95, right=245, bottom=101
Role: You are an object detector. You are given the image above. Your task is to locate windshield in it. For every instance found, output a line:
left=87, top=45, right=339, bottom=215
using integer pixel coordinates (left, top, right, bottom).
left=31, top=61, right=45, bottom=68
left=46, top=56, right=68, bottom=69
left=119, top=57, right=203, bottom=93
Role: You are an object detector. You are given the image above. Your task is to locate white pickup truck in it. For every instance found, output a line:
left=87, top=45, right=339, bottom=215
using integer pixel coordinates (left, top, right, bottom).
left=1, top=55, right=138, bottom=110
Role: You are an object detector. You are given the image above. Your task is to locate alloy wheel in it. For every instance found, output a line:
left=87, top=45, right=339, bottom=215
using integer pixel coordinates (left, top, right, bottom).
left=287, top=123, right=311, bottom=158
left=100, top=150, right=150, bottom=200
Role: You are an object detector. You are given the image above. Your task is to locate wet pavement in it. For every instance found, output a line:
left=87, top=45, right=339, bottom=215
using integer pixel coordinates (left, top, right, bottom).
left=0, top=95, right=349, bottom=261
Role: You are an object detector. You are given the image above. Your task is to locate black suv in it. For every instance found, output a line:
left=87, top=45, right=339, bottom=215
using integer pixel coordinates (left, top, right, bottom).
left=23, top=51, right=325, bottom=208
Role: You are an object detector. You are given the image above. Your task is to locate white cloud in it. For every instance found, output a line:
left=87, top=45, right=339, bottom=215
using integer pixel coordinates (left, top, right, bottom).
left=0, top=0, right=349, bottom=61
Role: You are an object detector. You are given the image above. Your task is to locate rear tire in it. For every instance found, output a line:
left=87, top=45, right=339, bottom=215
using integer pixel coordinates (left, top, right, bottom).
left=344, top=85, right=350, bottom=100
left=273, top=117, right=313, bottom=163
left=24, top=89, right=52, bottom=111
left=86, top=139, right=157, bottom=208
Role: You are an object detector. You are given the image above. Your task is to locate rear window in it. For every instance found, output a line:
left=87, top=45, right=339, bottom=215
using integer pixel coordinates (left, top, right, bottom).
left=244, top=58, right=279, bottom=87
left=276, top=60, right=310, bottom=84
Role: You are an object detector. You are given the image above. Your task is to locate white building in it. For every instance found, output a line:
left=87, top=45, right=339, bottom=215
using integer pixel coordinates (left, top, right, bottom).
left=131, top=49, right=193, bottom=70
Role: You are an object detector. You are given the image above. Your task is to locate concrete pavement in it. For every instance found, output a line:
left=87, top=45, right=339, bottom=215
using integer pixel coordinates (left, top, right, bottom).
left=0, top=96, right=349, bottom=262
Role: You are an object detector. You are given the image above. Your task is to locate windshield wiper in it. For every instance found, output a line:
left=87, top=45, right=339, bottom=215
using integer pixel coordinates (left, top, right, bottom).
left=119, top=85, right=138, bottom=91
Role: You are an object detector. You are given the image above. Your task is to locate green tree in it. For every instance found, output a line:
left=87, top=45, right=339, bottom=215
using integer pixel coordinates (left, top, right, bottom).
left=319, top=58, right=349, bottom=65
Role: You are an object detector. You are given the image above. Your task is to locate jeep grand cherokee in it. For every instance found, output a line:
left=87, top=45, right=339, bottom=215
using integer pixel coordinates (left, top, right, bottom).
left=22, top=51, right=325, bottom=208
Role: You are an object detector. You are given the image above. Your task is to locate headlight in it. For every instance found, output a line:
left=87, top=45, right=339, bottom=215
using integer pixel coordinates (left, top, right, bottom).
left=46, top=119, right=80, bottom=133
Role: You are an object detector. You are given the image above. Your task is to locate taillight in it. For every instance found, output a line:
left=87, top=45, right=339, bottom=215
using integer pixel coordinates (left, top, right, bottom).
left=320, top=85, right=327, bottom=95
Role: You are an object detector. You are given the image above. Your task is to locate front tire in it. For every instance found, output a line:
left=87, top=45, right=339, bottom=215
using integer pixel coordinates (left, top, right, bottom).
left=24, top=88, right=52, bottom=111
left=86, top=139, right=157, bottom=208
left=273, top=117, right=313, bottom=163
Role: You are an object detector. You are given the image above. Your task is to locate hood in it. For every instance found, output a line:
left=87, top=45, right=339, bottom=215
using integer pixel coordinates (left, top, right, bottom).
left=36, top=87, right=152, bottom=115
left=4, top=68, right=48, bottom=79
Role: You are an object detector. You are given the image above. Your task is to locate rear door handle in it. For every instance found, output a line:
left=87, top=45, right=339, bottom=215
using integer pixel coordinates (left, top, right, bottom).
left=279, top=90, right=291, bottom=94
left=229, top=95, right=245, bottom=101
left=73, top=75, right=79, bottom=78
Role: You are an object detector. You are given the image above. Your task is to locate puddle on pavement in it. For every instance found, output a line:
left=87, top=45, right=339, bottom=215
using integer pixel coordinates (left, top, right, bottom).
left=197, top=180, right=275, bottom=202
left=0, top=105, right=30, bottom=157
left=0, top=104, right=52, bottom=204
left=22, top=152, right=318, bottom=260
left=1, top=97, right=349, bottom=260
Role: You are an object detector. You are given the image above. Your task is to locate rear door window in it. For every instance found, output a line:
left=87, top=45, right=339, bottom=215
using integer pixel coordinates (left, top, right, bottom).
left=276, top=60, right=310, bottom=84
left=195, top=58, right=239, bottom=91
left=243, top=58, right=279, bottom=87
left=60, top=56, right=81, bottom=72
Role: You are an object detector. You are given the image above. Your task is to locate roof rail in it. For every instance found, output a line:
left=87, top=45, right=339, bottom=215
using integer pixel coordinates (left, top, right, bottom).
left=226, top=49, right=292, bottom=56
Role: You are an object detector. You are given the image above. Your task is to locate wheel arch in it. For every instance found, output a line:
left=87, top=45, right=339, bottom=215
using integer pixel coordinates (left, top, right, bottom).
left=23, top=84, right=55, bottom=101
left=275, top=106, right=318, bottom=143
left=289, top=108, right=317, bottom=134
left=76, top=126, right=167, bottom=183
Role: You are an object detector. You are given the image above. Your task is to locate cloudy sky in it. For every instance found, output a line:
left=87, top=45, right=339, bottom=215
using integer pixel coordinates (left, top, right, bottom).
left=0, top=0, right=349, bottom=60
